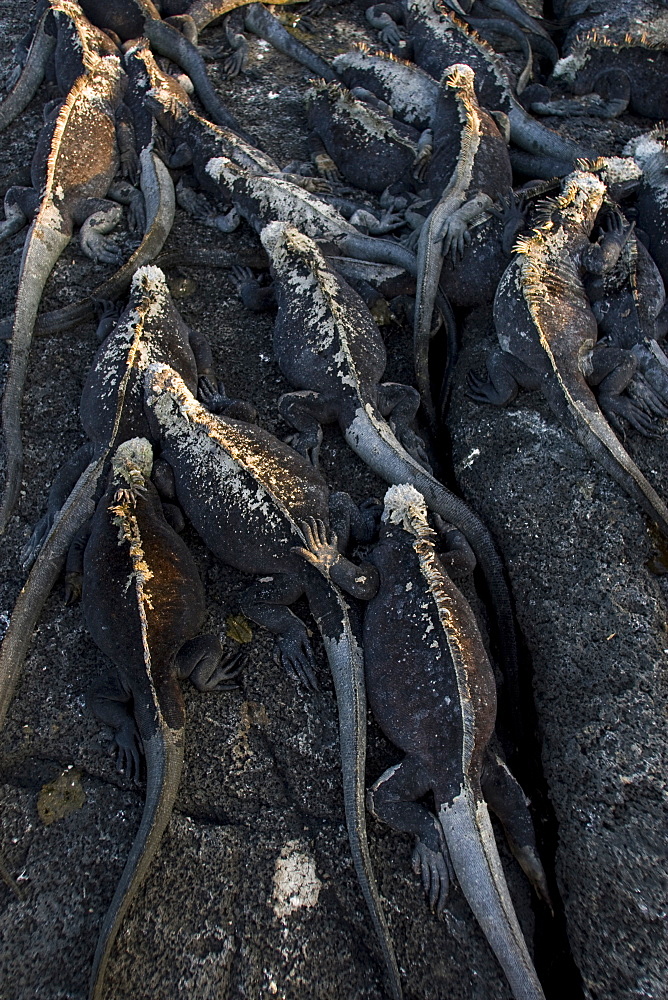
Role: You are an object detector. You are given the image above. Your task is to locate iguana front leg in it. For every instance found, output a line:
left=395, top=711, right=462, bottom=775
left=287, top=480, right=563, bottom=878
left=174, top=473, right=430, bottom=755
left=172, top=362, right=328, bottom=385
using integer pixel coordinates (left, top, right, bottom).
left=467, top=350, right=542, bottom=405
left=292, top=516, right=380, bottom=599
left=376, top=382, right=431, bottom=469
left=368, top=755, right=454, bottom=918
left=78, top=201, right=124, bottom=264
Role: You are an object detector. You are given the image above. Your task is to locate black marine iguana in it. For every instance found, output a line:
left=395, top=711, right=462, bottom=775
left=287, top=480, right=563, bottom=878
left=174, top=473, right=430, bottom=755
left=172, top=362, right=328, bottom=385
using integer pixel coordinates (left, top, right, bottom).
left=143, top=361, right=403, bottom=1000
left=257, top=221, right=521, bottom=723
left=468, top=169, right=668, bottom=537
left=295, top=482, right=548, bottom=1000
left=0, top=52, right=129, bottom=533
left=0, top=266, right=236, bottom=735
left=78, top=436, right=240, bottom=1000
left=305, top=79, right=432, bottom=194
left=413, top=61, right=512, bottom=421
left=547, top=0, right=668, bottom=120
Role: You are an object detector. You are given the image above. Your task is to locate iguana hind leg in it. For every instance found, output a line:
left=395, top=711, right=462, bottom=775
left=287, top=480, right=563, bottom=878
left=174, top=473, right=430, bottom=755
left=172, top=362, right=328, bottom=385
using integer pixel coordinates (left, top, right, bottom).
left=87, top=672, right=142, bottom=781
left=239, top=575, right=317, bottom=690
left=467, top=350, right=541, bottom=406
left=588, top=345, right=663, bottom=437
left=176, top=635, right=242, bottom=691
left=278, top=390, right=338, bottom=467
left=481, top=750, right=552, bottom=913
left=368, top=755, right=454, bottom=917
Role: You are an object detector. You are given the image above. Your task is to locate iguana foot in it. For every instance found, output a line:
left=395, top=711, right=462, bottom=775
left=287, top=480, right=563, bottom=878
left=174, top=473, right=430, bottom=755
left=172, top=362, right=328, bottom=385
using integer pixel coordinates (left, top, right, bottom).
left=292, top=517, right=341, bottom=580
left=178, top=635, right=243, bottom=691
left=114, top=721, right=142, bottom=782
left=412, top=837, right=454, bottom=918
left=80, top=205, right=124, bottom=264
left=274, top=631, right=318, bottom=691
left=600, top=394, right=663, bottom=438
left=20, top=512, right=53, bottom=570
left=467, top=350, right=539, bottom=406
left=64, top=571, right=83, bottom=606
left=198, top=376, right=258, bottom=421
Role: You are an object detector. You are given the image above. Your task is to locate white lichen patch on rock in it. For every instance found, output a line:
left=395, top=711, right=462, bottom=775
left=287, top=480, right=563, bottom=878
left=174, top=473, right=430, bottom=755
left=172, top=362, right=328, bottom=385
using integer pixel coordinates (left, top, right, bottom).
left=271, top=841, right=321, bottom=919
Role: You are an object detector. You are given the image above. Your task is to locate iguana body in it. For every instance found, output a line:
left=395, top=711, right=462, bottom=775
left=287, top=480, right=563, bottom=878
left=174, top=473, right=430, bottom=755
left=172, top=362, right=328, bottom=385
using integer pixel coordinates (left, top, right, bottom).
left=469, top=170, right=668, bottom=537
left=550, top=1, right=668, bottom=120
left=81, top=437, right=239, bottom=1000
left=0, top=53, right=127, bottom=532
left=359, top=485, right=546, bottom=1000
left=305, top=80, right=426, bottom=193
left=259, top=222, right=521, bottom=724
left=414, top=62, right=512, bottom=420
left=143, top=362, right=403, bottom=1000
left=0, top=0, right=119, bottom=133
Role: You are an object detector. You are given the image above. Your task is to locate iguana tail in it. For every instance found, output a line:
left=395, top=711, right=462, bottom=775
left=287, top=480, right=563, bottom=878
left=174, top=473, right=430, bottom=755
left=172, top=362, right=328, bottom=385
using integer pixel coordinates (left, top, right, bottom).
left=545, top=370, right=668, bottom=537
left=0, top=451, right=102, bottom=733
left=306, top=575, right=403, bottom=1000
left=243, top=4, right=338, bottom=83
left=0, top=11, right=55, bottom=134
left=507, top=104, right=590, bottom=164
left=89, top=716, right=185, bottom=1000
left=33, top=152, right=175, bottom=336
left=1, top=220, right=72, bottom=530
left=143, top=18, right=249, bottom=135
left=438, top=787, right=546, bottom=1000
left=344, top=405, right=520, bottom=727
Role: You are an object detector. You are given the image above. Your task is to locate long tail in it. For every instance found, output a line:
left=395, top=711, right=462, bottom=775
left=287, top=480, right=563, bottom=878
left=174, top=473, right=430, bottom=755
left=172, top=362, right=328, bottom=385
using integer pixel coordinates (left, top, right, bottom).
left=89, top=723, right=185, bottom=1000
left=144, top=18, right=250, bottom=136
left=0, top=452, right=104, bottom=732
left=1, top=221, right=72, bottom=531
left=33, top=152, right=175, bottom=336
left=344, top=406, right=520, bottom=722
left=439, top=789, right=545, bottom=1000
left=546, top=371, right=668, bottom=537
left=243, top=4, right=338, bottom=83
left=0, top=12, right=55, bottom=134
left=307, top=576, right=402, bottom=1000
left=507, top=104, right=590, bottom=163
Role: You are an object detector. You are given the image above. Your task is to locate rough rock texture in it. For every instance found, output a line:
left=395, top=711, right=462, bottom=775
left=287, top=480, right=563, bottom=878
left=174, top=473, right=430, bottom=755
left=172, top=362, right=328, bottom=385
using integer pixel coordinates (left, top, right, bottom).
left=0, top=1, right=666, bottom=999
left=448, top=308, right=668, bottom=1000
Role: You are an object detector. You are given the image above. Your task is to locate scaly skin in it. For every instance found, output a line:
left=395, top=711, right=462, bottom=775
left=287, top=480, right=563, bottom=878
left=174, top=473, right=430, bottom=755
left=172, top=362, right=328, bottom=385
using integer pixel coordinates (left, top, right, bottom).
left=299, top=483, right=547, bottom=1000
left=0, top=0, right=119, bottom=133
left=0, top=54, right=125, bottom=532
left=470, top=170, right=668, bottom=537
left=0, top=266, right=215, bottom=738
left=144, top=363, right=403, bottom=1000
left=414, top=62, right=512, bottom=423
left=261, top=222, right=522, bottom=736
left=550, top=1, right=668, bottom=119
left=82, top=438, right=239, bottom=1000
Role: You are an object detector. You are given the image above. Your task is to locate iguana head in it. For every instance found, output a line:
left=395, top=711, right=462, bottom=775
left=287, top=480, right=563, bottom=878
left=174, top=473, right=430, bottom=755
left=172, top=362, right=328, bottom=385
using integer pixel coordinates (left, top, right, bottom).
left=111, top=437, right=154, bottom=491
left=126, top=43, right=192, bottom=127
left=130, top=266, right=170, bottom=321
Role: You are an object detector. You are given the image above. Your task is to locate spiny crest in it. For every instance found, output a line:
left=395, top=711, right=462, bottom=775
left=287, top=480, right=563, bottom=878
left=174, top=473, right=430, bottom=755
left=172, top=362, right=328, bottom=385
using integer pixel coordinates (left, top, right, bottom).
left=141, top=48, right=191, bottom=115
left=437, top=5, right=500, bottom=60
left=348, top=42, right=415, bottom=68
left=515, top=170, right=605, bottom=255
left=383, top=484, right=436, bottom=541
left=50, top=0, right=112, bottom=71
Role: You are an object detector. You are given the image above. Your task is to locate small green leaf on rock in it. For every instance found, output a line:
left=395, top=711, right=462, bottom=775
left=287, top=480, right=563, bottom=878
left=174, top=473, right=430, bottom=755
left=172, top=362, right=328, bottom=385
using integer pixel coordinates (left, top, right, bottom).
left=37, top=766, right=86, bottom=826
left=226, top=614, right=253, bottom=644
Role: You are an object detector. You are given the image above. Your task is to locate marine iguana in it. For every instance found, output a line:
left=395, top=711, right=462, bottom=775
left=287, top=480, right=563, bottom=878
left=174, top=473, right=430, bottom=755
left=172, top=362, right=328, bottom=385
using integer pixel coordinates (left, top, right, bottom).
left=414, top=62, right=512, bottom=421
left=0, top=266, right=235, bottom=736
left=0, top=52, right=129, bottom=533
left=143, top=362, right=403, bottom=1000
left=468, top=169, right=668, bottom=537
left=364, top=1, right=589, bottom=171
left=294, top=482, right=547, bottom=1000
left=257, top=221, right=521, bottom=724
left=305, top=79, right=432, bottom=193
left=548, top=0, right=668, bottom=120
left=79, top=436, right=240, bottom=1000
